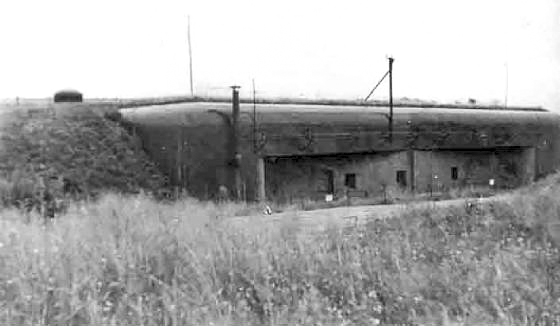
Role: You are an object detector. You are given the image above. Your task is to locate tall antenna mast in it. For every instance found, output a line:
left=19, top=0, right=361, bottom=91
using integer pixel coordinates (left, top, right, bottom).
left=188, top=15, right=194, bottom=97
left=504, top=62, right=509, bottom=108
left=252, top=79, right=257, bottom=152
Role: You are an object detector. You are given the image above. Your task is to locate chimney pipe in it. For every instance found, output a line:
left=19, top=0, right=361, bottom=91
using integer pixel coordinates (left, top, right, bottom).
left=232, top=86, right=240, bottom=135
left=231, top=86, right=242, bottom=200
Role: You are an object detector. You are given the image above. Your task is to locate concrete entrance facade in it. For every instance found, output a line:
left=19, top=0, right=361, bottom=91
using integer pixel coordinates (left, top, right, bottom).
left=264, top=147, right=536, bottom=202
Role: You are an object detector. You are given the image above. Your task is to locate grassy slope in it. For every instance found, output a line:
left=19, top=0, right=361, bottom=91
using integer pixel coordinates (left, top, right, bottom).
left=0, top=175, right=559, bottom=325
left=0, top=102, right=169, bottom=211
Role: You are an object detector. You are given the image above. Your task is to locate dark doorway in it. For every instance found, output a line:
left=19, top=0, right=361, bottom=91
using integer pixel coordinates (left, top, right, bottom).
left=451, top=166, right=458, bottom=180
left=324, top=169, right=334, bottom=194
left=396, top=170, right=407, bottom=188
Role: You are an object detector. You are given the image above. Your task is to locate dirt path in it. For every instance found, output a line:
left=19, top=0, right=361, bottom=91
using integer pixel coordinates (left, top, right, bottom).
left=225, top=196, right=497, bottom=234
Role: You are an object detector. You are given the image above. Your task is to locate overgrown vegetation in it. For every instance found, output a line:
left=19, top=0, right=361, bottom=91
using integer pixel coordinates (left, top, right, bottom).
left=0, top=104, right=168, bottom=214
left=0, top=173, right=559, bottom=325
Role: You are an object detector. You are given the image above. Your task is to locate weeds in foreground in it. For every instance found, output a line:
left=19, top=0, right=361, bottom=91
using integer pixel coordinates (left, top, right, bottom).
left=1, top=176, right=560, bottom=325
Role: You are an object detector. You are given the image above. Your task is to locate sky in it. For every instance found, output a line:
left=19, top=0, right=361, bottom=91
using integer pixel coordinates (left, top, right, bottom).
left=1, top=0, right=559, bottom=110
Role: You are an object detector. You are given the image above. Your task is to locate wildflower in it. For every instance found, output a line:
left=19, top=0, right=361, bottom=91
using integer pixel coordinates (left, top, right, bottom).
left=370, top=317, right=380, bottom=325
left=0, top=242, right=3, bottom=248
left=33, top=248, right=39, bottom=254
left=372, top=304, right=383, bottom=313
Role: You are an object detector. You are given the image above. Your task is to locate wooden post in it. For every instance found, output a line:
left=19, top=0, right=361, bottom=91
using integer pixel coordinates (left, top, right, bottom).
left=257, top=157, right=266, bottom=202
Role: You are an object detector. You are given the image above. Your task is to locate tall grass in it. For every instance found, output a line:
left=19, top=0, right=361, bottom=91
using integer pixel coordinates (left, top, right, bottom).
left=1, top=174, right=560, bottom=325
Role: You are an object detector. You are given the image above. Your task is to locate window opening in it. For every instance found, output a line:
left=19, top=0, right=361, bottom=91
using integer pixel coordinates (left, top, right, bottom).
left=396, top=170, right=407, bottom=187
left=345, top=173, right=356, bottom=189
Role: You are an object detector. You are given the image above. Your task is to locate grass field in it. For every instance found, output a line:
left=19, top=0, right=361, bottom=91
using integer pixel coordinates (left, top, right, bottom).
left=1, top=174, right=559, bottom=325
left=1, top=98, right=559, bottom=325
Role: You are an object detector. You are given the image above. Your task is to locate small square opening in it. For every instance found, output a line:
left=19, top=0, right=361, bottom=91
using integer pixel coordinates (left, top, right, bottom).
left=396, top=170, right=407, bottom=187
left=345, top=173, right=356, bottom=189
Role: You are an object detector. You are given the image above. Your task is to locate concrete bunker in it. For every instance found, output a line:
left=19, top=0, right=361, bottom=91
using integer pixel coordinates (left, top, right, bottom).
left=120, top=99, right=560, bottom=203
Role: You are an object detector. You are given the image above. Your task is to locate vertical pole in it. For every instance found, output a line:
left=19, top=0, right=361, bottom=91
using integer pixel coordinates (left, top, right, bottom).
left=257, top=157, right=266, bottom=202
left=231, top=86, right=242, bottom=201
left=430, top=149, right=433, bottom=198
left=504, top=62, right=508, bottom=109
left=188, top=15, right=194, bottom=97
left=181, top=128, right=187, bottom=190
left=408, top=150, right=415, bottom=192
left=252, top=79, right=257, bottom=153
left=176, top=126, right=182, bottom=197
left=388, top=57, right=394, bottom=143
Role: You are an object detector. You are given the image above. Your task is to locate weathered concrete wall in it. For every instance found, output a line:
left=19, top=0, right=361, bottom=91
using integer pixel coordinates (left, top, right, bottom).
left=136, top=123, right=231, bottom=200
left=413, top=147, right=535, bottom=193
left=264, top=151, right=410, bottom=203
left=264, top=148, right=536, bottom=202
